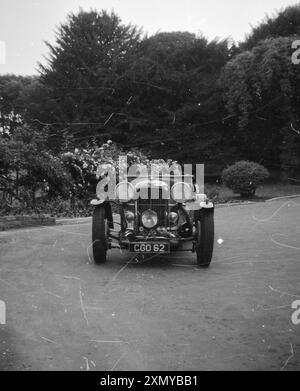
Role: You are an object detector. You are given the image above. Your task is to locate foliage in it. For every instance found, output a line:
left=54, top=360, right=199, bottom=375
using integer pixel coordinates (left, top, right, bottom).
left=222, top=161, right=269, bottom=197
left=2, top=5, right=300, bottom=186
left=39, top=9, right=142, bottom=149
left=0, top=126, right=72, bottom=208
left=60, top=141, right=180, bottom=199
left=0, top=75, right=28, bottom=134
left=0, top=124, right=182, bottom=216
left=125, top=33, right=230, bottom=163
left=219, top=36, right=300, bottom=169
left=35, top=9, right=230, bottom=167
left=242, top=5, right=300, bottom=50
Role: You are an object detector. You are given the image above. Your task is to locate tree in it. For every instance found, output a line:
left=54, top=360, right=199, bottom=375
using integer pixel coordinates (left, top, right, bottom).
left=219, top=36, right=300, bottom=173
left=0, top=75, right=29, bottom=134
left=39, top=9, right=142, bottom=149
left=120, top=32, right=230, bottom=166
left=0, top=75, right=53, bottom=141
left=242, top=4, right=300, bottom=50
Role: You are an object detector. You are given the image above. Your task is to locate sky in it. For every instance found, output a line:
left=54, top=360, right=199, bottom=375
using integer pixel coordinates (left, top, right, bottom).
left=0, top=0, right=299, bottom=75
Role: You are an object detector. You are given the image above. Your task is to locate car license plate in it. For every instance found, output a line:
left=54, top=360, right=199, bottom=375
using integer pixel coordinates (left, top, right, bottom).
left=129, top=242, right=170, bottom=253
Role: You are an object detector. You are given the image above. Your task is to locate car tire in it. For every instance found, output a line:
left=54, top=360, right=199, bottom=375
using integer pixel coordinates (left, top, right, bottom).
left=92, top=206, right=108, bottom=264
left=195, top=208, right=214, bottom=268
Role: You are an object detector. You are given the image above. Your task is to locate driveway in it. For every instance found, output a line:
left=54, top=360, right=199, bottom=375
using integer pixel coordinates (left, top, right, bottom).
left=0, top=198, right=299, bottom=370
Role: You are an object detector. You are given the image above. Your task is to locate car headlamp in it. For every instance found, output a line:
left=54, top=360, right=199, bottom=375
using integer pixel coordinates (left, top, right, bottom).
left=124, top=210, right=135, bottom=229
left=125, top=211, right=135, bottom=222
left=168, top=211, right=178, bottom=224
left=141, top=209, right=158, bottom=229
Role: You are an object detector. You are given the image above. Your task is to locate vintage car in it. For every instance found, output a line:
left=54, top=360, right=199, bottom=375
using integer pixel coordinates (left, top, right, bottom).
left=91, top=174, right=214, bottom=267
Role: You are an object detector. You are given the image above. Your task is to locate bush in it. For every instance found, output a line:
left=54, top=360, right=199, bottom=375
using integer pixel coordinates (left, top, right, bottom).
left=60, top=141, right=151, bottom=201
left=0, top=126, right=72, bottom=207
left=222, top=161, right=269, bottom=197
left=0, top=128, right=181, bottom=216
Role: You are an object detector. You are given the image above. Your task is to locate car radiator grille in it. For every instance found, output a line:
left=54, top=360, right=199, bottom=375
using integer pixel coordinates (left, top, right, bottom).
left=137, top=188, right=169, bottom=226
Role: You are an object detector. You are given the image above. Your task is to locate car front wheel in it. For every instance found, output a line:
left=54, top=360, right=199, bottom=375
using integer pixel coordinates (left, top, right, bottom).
left=195, top=208, right=214, bottom=268
left=92, top=206, right=109, bottom=264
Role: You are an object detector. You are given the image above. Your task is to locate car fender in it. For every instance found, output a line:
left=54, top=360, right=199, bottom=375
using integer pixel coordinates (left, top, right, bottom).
left=90, top=199, right=105, bottom=206
left=199, top=201, right=214, bottom=209
left=185, top=194, right=213, bottom=211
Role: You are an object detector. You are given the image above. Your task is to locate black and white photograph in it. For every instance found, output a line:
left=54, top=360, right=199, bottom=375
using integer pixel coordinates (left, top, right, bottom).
left=0, top=0, right=300, bottom=375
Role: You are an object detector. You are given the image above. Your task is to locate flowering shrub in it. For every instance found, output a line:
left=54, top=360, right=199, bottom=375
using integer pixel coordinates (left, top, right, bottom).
left=222, top=161, right=269, bottom=197
left=61, top=141, right=180, bottom=199
left=0, top=126, right=72, bottom=208
left=1, top=129, right=182, bottom=217
left=60, top=141, right=151, bottom=199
